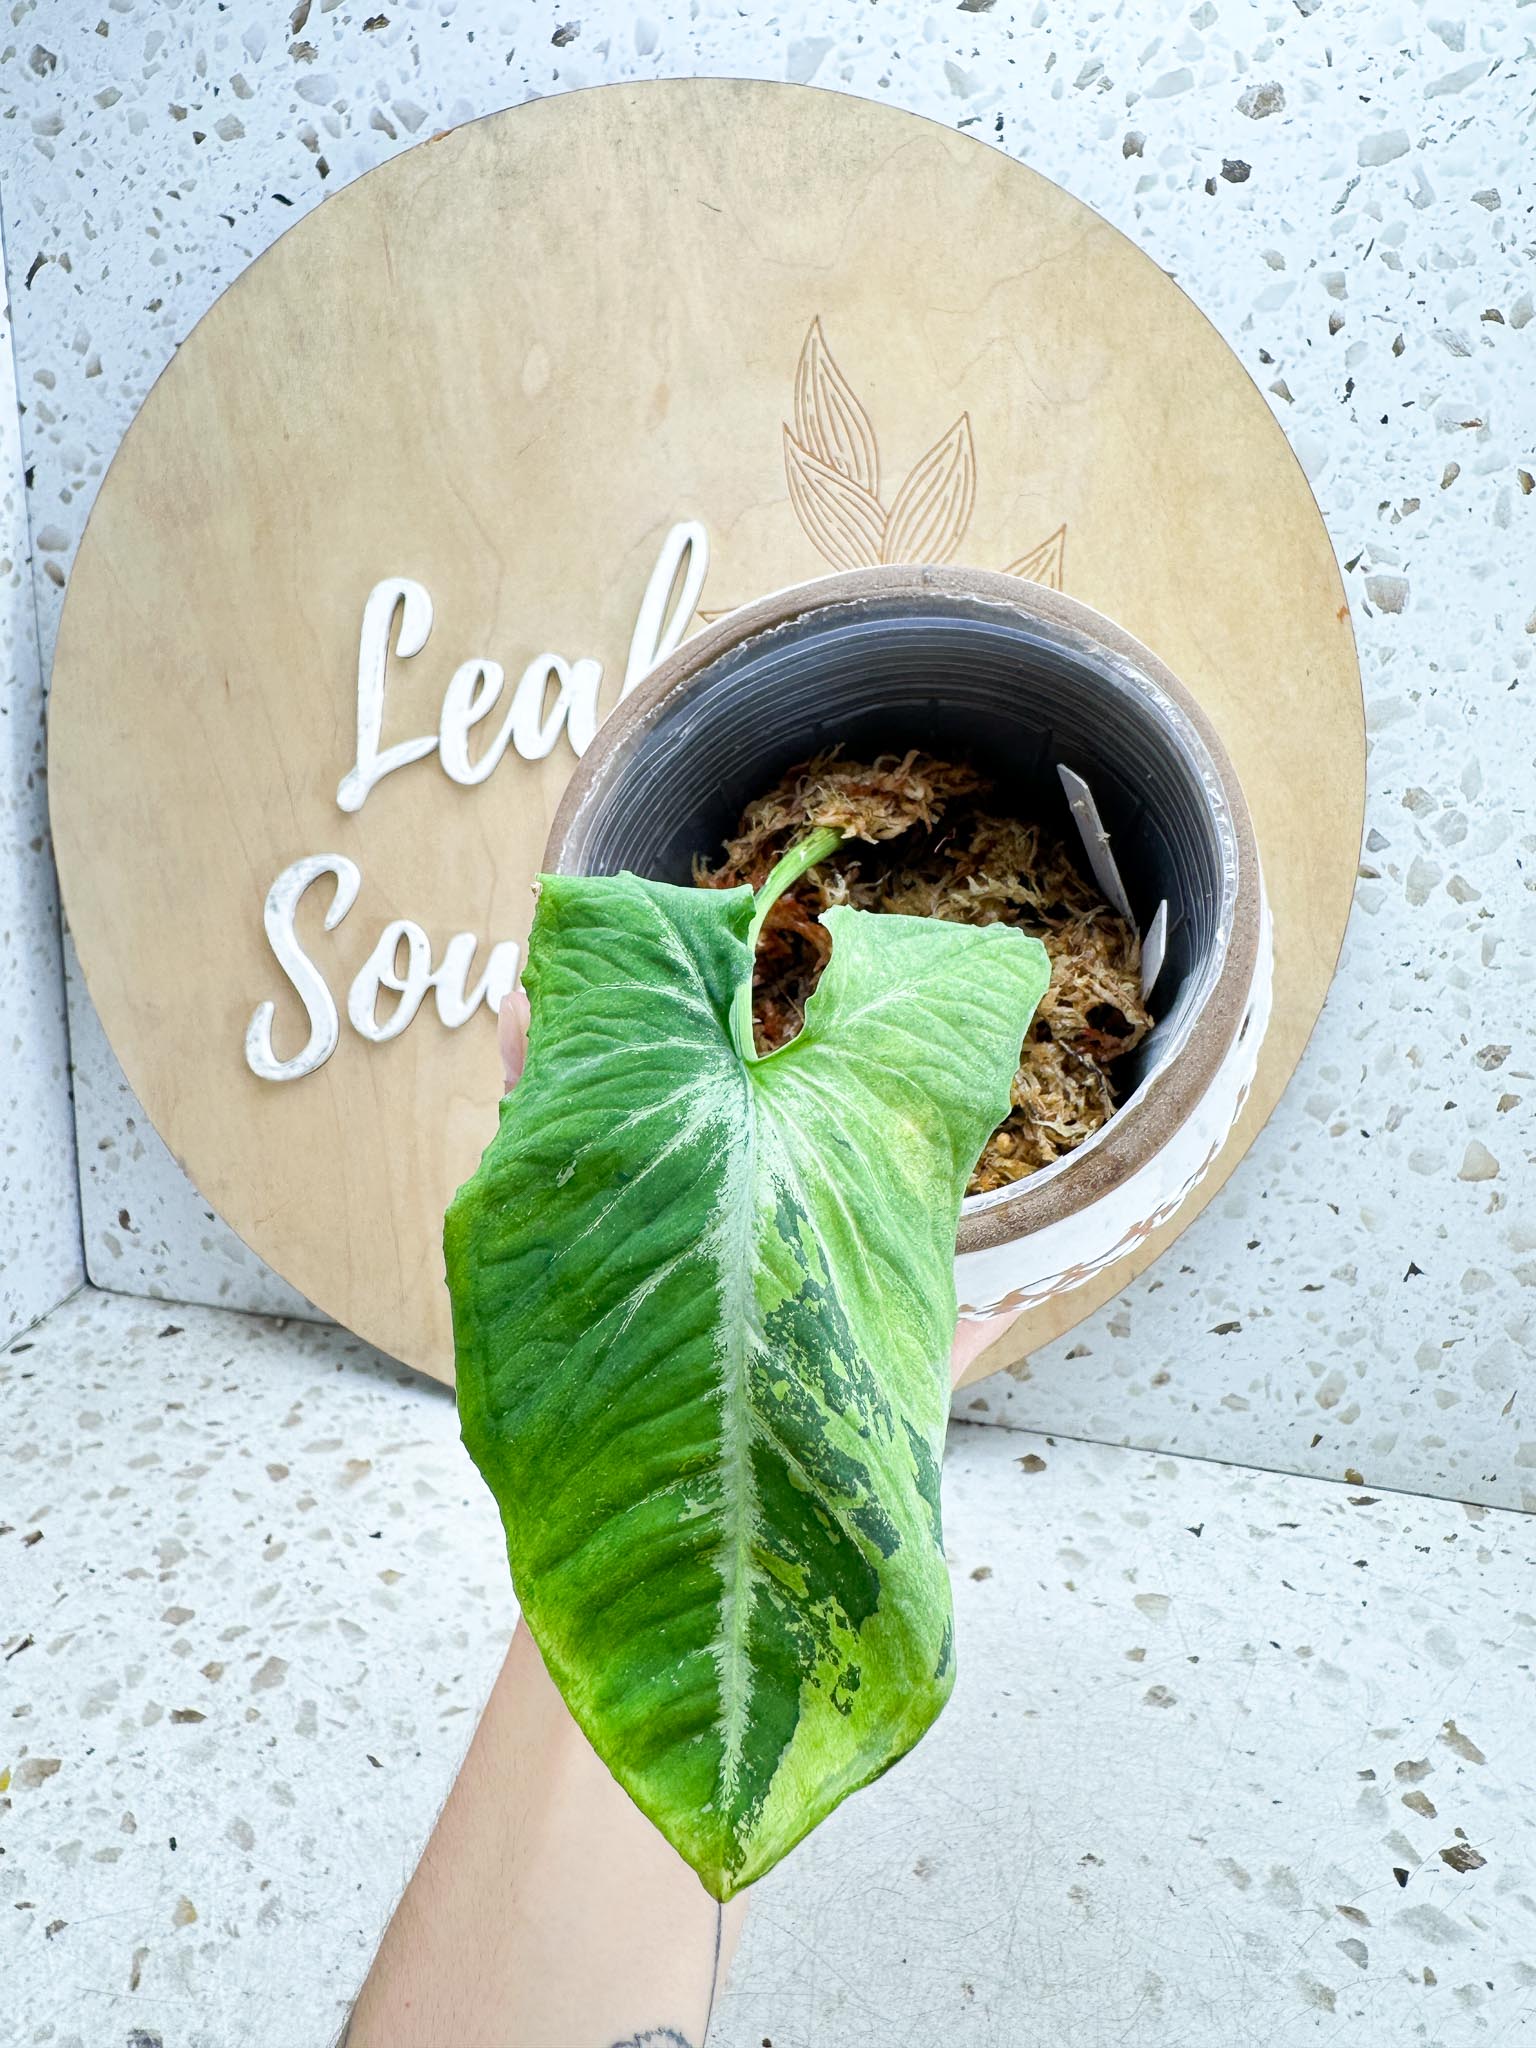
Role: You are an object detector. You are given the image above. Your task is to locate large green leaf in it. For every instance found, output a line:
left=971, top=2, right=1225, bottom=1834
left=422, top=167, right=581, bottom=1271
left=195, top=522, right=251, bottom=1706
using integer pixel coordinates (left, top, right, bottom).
left=445, top=863, right=1049, bottom=1898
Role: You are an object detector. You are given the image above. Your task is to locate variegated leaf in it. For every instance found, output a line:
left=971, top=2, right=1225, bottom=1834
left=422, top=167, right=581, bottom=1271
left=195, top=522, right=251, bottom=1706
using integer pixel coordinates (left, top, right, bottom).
left=446, top=870, right=1049, bottom=1900
left=792, top=317, right=881, bottom=499
left=1004, top=521, right=1068, bottom=591
left=783, top=427, right=888, bottom=570
left=880, top=414, right=976, bottom=565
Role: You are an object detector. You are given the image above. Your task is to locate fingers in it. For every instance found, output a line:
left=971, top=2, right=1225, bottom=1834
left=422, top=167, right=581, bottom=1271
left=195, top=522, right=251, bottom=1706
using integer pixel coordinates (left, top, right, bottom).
left=948, top=1305, right=1024, bottom=1388
left=498, top=986, right=532, bottom=1094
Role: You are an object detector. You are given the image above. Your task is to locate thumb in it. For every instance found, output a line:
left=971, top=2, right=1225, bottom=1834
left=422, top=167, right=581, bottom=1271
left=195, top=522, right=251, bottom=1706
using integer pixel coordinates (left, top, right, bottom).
left=498, top=986, right=531, bottom=1094
left=949, top=1306, right=1022, bottom=1388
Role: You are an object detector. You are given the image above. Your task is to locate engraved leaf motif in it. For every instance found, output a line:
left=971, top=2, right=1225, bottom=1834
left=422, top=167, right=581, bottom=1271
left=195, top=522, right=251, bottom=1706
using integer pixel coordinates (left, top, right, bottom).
left=880, top=414, right=976, bottom=565
left=793, top=318, right=880, bottom=499
left=1004, top=522, right=1068, bottom=590
left=783, top=428, right=888, bottom=571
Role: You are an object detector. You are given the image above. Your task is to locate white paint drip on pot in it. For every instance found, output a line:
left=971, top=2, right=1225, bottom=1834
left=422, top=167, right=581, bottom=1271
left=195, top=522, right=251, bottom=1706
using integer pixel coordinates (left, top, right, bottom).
left=956, top=879, right=1273, bottom=1316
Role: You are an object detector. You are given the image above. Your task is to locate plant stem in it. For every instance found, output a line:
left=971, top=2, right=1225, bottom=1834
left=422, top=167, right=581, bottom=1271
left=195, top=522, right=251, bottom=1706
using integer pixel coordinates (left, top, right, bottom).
left=730, top=825, right=844, bottom=1063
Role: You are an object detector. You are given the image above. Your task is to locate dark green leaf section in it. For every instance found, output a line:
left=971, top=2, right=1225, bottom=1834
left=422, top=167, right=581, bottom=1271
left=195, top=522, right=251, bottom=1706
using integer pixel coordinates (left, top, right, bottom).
left=446, top=871, right=1048, bottom=1897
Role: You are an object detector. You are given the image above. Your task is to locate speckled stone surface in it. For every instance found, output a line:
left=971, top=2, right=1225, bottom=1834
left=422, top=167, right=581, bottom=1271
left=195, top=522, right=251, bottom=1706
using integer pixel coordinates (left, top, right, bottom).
left=0, top=1287, right=513, bottom=2046
left=4, top=1289, right=1533, bottom=2045
left=0, top=282, right=82, bottom=1345
left=1, top=3, right=1532, bottom=1508
left=720, top=1414, right=1536, bottom=2048
left=57, top=932, right=322, bottom=1321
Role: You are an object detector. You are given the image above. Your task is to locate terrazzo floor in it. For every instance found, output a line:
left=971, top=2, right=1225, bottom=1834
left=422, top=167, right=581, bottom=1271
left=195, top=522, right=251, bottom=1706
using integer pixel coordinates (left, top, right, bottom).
left=4, top=1287, right=1532, bottom=2046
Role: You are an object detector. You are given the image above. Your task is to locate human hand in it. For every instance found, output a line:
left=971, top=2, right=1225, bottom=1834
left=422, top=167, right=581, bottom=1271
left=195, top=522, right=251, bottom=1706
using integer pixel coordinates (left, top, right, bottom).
left=355, top=985, right=1019, bottom=2045
left=356, top=972, right=1022, bottom=2048
left=497, top=990, right=1022, bottom=1387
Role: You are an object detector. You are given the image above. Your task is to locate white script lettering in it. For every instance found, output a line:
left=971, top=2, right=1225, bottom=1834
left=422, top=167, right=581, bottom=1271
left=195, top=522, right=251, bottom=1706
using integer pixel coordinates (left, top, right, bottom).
left=336, top=579, right=436, bottom=813
left=622, top=519, right=709, bottom=697
left=246, top=854, right=520, bottom=1080
left=253, top=520, right=710, bottom=1078
left=337, top=520, right=708, bottom=813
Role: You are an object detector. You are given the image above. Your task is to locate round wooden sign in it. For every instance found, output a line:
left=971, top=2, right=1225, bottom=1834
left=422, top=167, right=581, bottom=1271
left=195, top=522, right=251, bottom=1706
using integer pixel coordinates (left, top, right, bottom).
left=49, top=80, right=1362, bottom=1387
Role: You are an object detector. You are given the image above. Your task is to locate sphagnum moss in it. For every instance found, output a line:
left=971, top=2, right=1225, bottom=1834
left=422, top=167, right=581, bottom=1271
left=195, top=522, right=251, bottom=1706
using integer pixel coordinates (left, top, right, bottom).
left=693, top=750, right=1154, bottom=1189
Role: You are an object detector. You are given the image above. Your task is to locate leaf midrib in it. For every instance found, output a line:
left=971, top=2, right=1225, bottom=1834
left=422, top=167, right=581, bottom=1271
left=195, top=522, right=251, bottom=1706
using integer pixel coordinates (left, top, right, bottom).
left=712, top=1053, right=763, bottom=1820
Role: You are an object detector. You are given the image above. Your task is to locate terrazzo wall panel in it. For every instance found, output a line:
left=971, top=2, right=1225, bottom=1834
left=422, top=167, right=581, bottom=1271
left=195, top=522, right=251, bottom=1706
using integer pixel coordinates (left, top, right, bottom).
left=0, top=286, right=82, bottom=1345
left=3, top=1, right=1531, bottom=1504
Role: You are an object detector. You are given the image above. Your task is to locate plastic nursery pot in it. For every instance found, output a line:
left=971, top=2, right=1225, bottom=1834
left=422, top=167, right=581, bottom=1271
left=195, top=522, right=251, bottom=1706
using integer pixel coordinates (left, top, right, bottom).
left=543, top=565, right=1271, bottom=1320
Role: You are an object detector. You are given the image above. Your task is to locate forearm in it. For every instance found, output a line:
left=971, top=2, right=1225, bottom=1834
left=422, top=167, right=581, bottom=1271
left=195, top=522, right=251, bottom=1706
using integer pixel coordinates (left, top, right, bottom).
left=343, top=1315, right=1001, bottom=2045
left=346, top=1618, right=746, bottom=2048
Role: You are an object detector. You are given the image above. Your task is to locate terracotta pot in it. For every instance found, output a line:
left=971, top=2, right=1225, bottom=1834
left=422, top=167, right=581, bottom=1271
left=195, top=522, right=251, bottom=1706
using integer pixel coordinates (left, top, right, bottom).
left=544, top=565, right=1270, bottom=1318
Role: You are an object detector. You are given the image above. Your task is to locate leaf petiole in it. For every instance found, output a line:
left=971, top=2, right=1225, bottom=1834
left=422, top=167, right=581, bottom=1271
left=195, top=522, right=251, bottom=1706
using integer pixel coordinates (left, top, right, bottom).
left=730, top=825, right=845, bottom=1063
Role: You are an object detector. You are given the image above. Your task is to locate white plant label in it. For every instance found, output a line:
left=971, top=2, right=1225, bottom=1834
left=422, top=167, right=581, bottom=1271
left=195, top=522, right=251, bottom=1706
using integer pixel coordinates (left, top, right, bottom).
left=246, top=522, right=709, bottom=1081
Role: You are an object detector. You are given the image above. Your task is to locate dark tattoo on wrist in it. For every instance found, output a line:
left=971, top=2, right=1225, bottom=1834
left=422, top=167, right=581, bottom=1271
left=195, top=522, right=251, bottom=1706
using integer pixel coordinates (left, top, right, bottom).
left=606, top=2033, right=694, bottom=2048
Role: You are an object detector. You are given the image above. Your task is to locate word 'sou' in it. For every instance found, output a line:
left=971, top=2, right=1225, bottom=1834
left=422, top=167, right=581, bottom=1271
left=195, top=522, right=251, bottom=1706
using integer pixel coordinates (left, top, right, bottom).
left=245, top=522, right=709, bottom=1082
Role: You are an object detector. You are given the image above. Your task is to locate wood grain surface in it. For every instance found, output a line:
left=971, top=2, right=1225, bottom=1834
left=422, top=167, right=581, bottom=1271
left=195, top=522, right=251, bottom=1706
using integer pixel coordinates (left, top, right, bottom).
left=47, top=80, right=1364, bottom=1386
